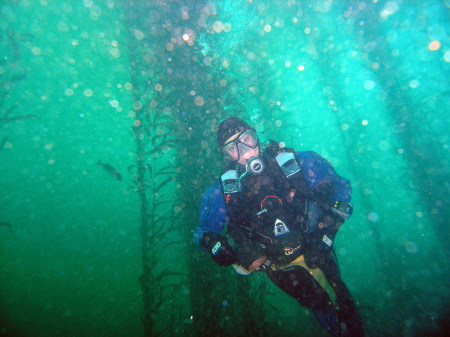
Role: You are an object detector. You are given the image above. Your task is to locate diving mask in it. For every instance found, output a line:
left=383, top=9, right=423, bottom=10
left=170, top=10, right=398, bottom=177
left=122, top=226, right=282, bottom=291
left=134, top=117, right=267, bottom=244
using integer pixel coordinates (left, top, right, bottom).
left=221, top=129, right=259, bottom=161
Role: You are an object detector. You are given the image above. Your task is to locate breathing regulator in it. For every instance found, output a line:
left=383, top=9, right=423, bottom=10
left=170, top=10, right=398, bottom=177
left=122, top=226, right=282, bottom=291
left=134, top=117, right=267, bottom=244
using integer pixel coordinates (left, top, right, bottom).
left=221, top=156, right=266, bottom=194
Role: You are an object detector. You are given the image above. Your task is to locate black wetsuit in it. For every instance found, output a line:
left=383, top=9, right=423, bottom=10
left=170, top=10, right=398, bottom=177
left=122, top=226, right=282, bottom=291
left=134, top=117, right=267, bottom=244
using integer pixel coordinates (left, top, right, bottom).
left=195, top=146, right=364, bottom=337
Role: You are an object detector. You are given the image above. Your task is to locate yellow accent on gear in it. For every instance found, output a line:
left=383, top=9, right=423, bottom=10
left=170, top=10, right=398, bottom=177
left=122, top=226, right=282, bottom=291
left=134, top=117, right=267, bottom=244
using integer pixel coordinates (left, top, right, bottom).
left=271, top=255, right=337, bottom=303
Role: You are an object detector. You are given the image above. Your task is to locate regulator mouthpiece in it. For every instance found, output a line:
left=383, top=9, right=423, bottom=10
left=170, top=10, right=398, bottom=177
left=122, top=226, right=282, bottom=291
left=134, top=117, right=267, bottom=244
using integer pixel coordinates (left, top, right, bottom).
left=246, top=157, right=265, bottom=175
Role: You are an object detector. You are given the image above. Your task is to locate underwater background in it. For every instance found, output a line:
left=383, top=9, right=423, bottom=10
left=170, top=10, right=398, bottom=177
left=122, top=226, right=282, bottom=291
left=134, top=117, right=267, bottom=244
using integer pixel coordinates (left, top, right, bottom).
left=0, top=0, right=448, bottom=336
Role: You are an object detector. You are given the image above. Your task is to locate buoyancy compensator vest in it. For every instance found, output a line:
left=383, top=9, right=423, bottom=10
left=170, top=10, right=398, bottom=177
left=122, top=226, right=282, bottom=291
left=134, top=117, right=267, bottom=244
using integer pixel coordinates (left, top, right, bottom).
left=220, top=141, right=318, bottom=267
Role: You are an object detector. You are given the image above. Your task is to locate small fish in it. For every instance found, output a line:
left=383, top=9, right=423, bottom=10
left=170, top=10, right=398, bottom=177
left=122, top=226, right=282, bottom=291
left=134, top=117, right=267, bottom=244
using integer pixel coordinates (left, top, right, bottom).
left=98, top=161, right=122, bottom=181
left=0, top=222, right=12, bottom=232
left=1, top=137, right=8, bottom=150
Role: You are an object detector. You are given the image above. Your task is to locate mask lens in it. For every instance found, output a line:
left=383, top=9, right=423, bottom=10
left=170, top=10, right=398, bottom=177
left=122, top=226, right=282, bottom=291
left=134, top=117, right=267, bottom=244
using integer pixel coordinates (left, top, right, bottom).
left=239, top=130, right=258, bottom=147
left=222, top=142, right=239, bottom=160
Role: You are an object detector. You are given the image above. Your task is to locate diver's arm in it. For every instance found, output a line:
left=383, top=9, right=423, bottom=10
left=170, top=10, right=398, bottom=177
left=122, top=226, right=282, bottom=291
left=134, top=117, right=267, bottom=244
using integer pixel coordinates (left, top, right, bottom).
left=194, top=182, right=238, bottom=266
left=297, top=151, right=351, bottom=203
left=194, top=182, right=228, bottom=249
left=297, top=151, right=353, bottom=226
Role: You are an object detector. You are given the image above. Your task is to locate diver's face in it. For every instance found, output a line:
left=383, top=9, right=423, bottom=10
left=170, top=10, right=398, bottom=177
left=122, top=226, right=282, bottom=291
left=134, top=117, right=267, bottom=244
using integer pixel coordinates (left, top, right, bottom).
left=222, top=130, right=260, bottom=166
left=237, top=144, right=259, bottom=165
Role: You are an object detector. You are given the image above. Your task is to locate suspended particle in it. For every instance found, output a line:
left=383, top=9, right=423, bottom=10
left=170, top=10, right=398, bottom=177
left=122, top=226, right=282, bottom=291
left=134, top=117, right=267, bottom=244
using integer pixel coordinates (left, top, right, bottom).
left=428, top=40, right=441, bottom=51
left=124, top=82, right=133, bottom=90
left=297, top=64, right=305, bottom=71
left=203, top=57, right=212, bottom=66
left=212, top=21, right=224, bottom=33
left=408, top=79, right=419, bottom=88
left=31, top=47, right=42, bottom=55
left=182, top=33, right=190, bottom=41
left=341, top=123, right=349, bottom=131
left=223, top=23, right=232, bottom=32
left=363, top=188, right=373, bottom=197
left=109, top=47, right=120, bottom=58
left=155, top=84, right=162, bottom=92
left=367, top=212, right=379, bottom=223
left=397, top=148, right=404, bottom=154
left=444, top=51, right=450, bottom=63
left=361, top=120, right=368, bottom=126
left=222, top=58, right=230, bottom=68
left=190, top=90, right=196, bottom=96
left=65, top=88, right=74, bottom=96
left=380, top=1, right=399, bottom=18
left=264, top=24, right=272, bottom=32
left=378, top=140, right=390, bottom=151
left=166, top=43, right=174, bottom=51
left=404, top=241, right=418, bottom=254
left=83, top=88, right=93, bottom=97
left=83, top=0, right=93, bottom=8
left=194, top=96, right=205, bottom=106
left=181, top=6, right=189, bottom=20
left=304, top=27, right=311, bottom=34
left=285, top=60, right=292, bottom=67
left=338, top=248, right=347, bottom=256
left=275, top=120, right=282, bottom=127
left=415, top=211, right=423, bottom=218
left=110, top=100, right=119, bottom=108
left=363, top=80, right=375, bottom=90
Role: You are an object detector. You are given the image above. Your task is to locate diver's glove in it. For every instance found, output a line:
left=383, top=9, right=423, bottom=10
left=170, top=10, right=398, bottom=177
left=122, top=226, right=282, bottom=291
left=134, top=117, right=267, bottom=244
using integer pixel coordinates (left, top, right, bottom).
left=318, top=202, right=352, bottom=230
left=200, top=232, right=237, bottom=266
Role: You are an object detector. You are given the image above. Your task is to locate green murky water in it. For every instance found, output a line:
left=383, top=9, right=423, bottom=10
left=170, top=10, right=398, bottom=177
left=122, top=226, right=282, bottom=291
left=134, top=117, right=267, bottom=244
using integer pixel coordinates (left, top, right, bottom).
left=1, top=1, right=448, bottom=336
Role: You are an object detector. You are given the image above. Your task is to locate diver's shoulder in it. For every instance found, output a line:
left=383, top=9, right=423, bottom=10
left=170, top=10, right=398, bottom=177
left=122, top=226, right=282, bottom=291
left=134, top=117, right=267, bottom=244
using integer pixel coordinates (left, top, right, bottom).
left=294, top=150, right=322, bottom=159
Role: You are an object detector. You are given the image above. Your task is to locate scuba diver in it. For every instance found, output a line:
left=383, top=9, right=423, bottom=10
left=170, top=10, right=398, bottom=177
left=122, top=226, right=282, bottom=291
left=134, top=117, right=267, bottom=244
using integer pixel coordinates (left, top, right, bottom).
left=194, top=118, right=364, bottom=337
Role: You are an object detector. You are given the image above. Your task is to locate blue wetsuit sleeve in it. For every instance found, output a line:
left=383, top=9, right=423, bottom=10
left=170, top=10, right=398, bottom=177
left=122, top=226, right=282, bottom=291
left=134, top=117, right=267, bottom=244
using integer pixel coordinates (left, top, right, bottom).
left=297, top=151, right=352, bottom=203
left=193, top=181, right=228, bottom=250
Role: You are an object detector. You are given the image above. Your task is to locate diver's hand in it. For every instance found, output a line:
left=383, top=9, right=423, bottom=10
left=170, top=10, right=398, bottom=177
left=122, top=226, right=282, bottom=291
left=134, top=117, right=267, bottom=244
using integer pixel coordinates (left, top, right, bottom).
left=317, top=214, right=344, bottom=230
left=200, top=232, right=237, bottom=266
left=248, top=256, right=268, bottom=272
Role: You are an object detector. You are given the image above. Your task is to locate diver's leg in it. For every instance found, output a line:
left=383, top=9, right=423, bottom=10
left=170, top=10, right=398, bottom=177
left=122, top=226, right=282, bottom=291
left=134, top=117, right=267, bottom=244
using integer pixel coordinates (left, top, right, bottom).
left=318, top=251, right=365, bottom=337
left=266, top=267, right=341, bottom=336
